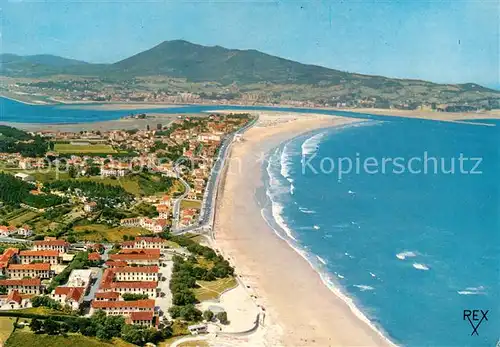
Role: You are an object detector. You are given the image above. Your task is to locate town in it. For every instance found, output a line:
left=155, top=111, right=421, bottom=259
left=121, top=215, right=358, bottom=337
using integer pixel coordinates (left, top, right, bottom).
left=0, top=112, right=262, bottom=346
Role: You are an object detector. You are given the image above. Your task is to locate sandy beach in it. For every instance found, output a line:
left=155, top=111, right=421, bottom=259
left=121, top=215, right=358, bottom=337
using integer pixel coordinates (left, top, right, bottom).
left=343, top=107, right=500, bottom=121
left=214, top=112, right=394, bottom=346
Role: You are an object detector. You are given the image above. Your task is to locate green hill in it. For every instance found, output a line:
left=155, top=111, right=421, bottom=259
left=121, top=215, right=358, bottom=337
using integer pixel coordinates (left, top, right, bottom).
left=1, top=40, right=499, bottom=107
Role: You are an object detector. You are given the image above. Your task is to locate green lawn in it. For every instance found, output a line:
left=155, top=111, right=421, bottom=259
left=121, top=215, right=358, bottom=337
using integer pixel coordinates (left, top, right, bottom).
left=77, top=176, right=143, bottom=196
left=6, top=307, right=72, bottom=315
left=0, top=168, right=70, bottom=183
left=54, top=143, right=117, bottom=154
left=0, top=317, right=15, bottom=346
left=194, top=277, right=238, bottom=301
left=7, top=210, right=38, bottom=226
left=73, top=223, right=146, bottom=242
left=180, top=200, right=202, bottom=210
left=5, top=330, right=134, bottom=347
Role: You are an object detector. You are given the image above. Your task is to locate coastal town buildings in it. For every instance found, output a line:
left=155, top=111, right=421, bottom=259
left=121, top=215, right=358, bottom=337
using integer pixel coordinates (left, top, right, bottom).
left=19, top=250, right=60, bottom=265
left=7, top=263, right=52, bottom=279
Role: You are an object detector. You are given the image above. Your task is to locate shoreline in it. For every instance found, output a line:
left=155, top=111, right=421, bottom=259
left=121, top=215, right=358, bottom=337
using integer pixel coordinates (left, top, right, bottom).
left=3, top=94, right=499, bottom=121
left=213, top=112, right=394, bottom=346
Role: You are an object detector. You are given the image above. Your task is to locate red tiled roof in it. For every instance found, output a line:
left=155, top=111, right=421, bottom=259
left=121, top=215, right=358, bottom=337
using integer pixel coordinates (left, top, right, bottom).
left=109, top=253, right=160, bottom=261
left=118, top=249, right=161, bottom=256
left=0, top=248, right=19, bottom=268
left=121, top=241, right=135, bottom=247
left=8, top=263, right=51, bottom=271
left=0, top=278, right=41, bottom=286
left=91, top=299, right=155, bottom=309
left=114, top=266, right=159, bottom=274
left=129, top=311, right=154, bottom=321
left=95, top=291, right=120, bottom=299
left=54, top=286, right=85, bottom=302
left=88, top=252, right=101, bottom=261
left=19, top=250, right=59, bottom=257
left=7, top=290, right=22, bottom=304
left=105, top=260, right=128, bottom=267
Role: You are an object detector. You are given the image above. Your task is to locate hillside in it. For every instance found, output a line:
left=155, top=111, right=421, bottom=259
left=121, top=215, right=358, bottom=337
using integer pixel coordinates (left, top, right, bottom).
left=1, top=40, right=499, bottom=108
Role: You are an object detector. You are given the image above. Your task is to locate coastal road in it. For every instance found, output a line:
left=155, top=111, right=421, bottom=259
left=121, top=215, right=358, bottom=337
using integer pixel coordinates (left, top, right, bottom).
left=171, top=167, right=191, bottom=232
left=173, top=116, right=258, bottom=236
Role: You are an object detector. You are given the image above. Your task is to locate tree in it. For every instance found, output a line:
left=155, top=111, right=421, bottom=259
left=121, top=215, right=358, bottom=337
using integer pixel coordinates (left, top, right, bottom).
left=121, top=324, right=144, bottom=345
left=0, top=286, right=6, bottom=295
left=68, top=166, right=77, bottom=178
left=29, top=318, right=42, bottom=333
left=203, top=310, right=214, bottom=322
left=43, top=318, right=60, bottom=335
left=216, top=311, right=228, bottom=325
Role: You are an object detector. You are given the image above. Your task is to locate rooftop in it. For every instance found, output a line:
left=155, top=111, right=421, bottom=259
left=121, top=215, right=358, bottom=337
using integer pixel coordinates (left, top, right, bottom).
left=91, top=299, right=155, bottom=309
left=8, top=263, right=51, bottom=271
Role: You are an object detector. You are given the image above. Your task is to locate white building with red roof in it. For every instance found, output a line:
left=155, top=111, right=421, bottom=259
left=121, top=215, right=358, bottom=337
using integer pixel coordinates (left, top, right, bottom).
left=7, top=263, right=52, bottom=279
left=52, top=286, right=85, bottom=310
left=33, top=240, right=69, bottom=253
left=19, top=250, right=60, bottom=265
left=0, top=278, right=42, bottom=295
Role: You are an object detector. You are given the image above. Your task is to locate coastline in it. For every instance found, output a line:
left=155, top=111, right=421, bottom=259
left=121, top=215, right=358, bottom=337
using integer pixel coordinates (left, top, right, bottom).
left=213, top=112, right=395, bottom=346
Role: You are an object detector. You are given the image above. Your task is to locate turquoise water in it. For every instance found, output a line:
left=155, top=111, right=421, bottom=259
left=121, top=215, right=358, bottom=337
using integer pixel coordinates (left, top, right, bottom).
left=1, top=96, right=498, bottom=346
left=263, top=119, right=499, bottom=346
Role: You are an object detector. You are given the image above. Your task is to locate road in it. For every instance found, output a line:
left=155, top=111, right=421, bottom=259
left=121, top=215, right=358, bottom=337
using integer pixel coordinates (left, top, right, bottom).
left=171, top=167, right=191, bottom=232
left=84, top=245, right=111, bottom=302
left=172, top=116, right=258, bottom=236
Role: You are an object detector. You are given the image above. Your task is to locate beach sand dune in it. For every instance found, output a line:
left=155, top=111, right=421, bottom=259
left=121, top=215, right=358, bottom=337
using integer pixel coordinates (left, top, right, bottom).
left=214, top=113, right=393, bottom=346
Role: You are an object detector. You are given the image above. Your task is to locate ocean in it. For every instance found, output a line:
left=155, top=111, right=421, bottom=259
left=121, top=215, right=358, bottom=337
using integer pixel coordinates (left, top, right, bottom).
left=262, top=118, right=499, bottom=346
left=1, top=96, right=498, bottom=346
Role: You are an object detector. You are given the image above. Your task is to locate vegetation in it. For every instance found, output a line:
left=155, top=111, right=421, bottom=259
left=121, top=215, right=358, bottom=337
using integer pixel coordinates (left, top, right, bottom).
left=0, top=125, right=48, bottom=157
left=0, top=317, right=15, bottom=345
left=193, top=277, right=237, bottom=301
left=48, top=252, right=91, bottom=292
left=45, top=180, right=134, bottom=207
left=0, top=173, right=66, bottom=208
left=54, top=143, right=117, bottom=154
left=121, top=293, right=149, bottom=301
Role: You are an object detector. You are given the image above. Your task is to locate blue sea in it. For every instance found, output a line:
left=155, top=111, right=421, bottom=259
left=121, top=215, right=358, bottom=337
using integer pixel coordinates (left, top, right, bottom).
left=1, top=97, right=499, bottom=346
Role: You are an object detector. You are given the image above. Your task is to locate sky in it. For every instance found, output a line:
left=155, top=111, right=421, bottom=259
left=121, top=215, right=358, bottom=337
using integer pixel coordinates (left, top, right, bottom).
left=2, top=0, right=499, bottom=87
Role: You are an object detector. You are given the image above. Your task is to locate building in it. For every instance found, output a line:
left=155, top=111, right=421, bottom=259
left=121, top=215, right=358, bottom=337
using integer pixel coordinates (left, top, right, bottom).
left=0, top=226, right=17, bottom=237
left=89, top=299, right=155, bottom=316
left=95, top=291, right=120, bottom=301
left=7, top=263, right=52, bottom=279
left=84, top=201, right=98, bottom=213
left=113, top=266, right=159, bottom=282
left=88, top=252, right=101, bottom=262
left=0, top=278, right=42, bottom=295
left=65, top=269, right=93, bottom=289
left=16, top=225, right=33, bottom=237
left=188, top=324, right=208, bottom=335
left=33, top=240, right=69, bottom=253
left=108, top=253, right=160, bottom=266
left=0, top=248, right=19, bottom=275
left=0, top=290, right=31, bottom=310
left=14, top=173, right=35, bottom=182
left=121, top=237, right=166, bottom=250
left=19, top=250, right=60, bottom=265
left=98, top=268, right=158, bottom=298
left=127, top=311, right=155, bottom=326
left=52, top=286, right=85, bottom=310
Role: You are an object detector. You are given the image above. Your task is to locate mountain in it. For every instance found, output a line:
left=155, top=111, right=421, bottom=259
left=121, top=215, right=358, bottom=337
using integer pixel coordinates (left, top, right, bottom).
left=111, top=39, right=355, bottom=84
left=1, top=40, right=499, bottom=108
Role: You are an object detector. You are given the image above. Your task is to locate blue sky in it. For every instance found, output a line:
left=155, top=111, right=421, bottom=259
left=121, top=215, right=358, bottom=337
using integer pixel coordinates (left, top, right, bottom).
left=2, top=0, right=499, bottom=87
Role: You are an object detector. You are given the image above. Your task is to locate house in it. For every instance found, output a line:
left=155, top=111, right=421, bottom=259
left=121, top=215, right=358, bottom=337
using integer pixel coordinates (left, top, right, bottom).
left=51, top=286, right=85, bottom=310
left=197, top=133, right=222, bottom=143
left=0, top=248, right=19, bottom=275
left=0, top=278, right=42, bottom=295
left=133, top=237, right=166, bottom=250
left=89, top=299, right=155, bottom=316
left=84, top=201, right=98, bottom=213
left=113, top=266, right=159, bottom=282
left=7, top=263, right=52, bottom=279
left=98, top=268, right=158, bottom=298
left=156, top=205, right=169, bottom=219
left=88, top=252, right=101, bottom=262
left=105, top=260, right=128, bottom=268
left=0, top=226, right=17, bottom=237
left=14, top=173, right=35, bottom=182
left=0, top=290, right=31, bottom=310
left=33, top=240, right=70, bottom=253
left=16, top=225, right=33, bottom=237
left=126, top=311, right=155, bottom=327
left=65, top=269, right=93, bottom=290
left=95, top=291, right=120, bottom=301
left=19, top=250, right=60, bottom=265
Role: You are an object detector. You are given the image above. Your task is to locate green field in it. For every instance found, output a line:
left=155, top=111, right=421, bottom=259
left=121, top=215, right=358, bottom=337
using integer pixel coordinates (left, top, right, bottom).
left=5, top=330, right=134, bottom=347
left=73, top=223, right=146, bottom=242
left=54, top=143, right=117, bottom=154
left=78, top=176, right=142, bottom=196
left=7, top=209, right=38, bottom=227
left=180, top=200, right=202, bottom=210
left=194, top=277, right=238, bottom=301
left=0, top=317, right=15, bottom=346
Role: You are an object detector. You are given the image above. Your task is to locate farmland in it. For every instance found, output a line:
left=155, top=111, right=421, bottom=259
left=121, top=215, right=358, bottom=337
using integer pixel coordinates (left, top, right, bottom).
left=54, top=143, right=117, bottom=154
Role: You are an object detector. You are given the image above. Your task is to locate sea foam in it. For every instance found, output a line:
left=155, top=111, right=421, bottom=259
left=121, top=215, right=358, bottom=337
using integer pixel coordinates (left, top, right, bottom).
left=396, top=251, right=417, bottom=260
left=412, top=263, right=430, bottom=271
